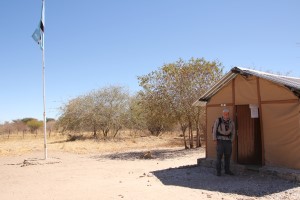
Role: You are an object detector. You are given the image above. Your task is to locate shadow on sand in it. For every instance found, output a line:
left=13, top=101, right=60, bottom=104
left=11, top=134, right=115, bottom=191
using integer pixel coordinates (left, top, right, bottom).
left=91, top=148, right=299, bottom=197
left=91, top=148, right=203, bottom=161
left=151, top=165, right=299, bottom=197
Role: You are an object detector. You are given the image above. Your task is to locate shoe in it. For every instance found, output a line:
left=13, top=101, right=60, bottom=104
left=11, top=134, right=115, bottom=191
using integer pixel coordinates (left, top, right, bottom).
left=217, top=171, right=221, bottom=176
left=225, top=171, right=234, bottom=175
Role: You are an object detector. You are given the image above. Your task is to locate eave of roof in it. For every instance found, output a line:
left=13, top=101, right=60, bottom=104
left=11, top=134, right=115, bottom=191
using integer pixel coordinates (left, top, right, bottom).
left=193, top=67, right=300, bottom=106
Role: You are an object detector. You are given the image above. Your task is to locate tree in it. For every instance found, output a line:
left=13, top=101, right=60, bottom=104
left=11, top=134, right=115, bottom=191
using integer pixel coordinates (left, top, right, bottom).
left=57, top=85, right=130, bottom=138
left=46, top=118, right=56, bottom=122
left=57, top=96, right=87, bottom=133
left=86, top=86, right=130, bottom=138
left=1, top=122, right=13, bottom=138
left=138, top=71, right=177, bottom=136
left=47, top=120, right=56, bottom=137
left=138, top=57, right=223, bottom=147
left=126, top=94, right=148, bottom=135
left=21, top=118, right=37, bottom=124
left=27, top=119, right=43, bottom=135
left=12, top=119, right=28, bottom=134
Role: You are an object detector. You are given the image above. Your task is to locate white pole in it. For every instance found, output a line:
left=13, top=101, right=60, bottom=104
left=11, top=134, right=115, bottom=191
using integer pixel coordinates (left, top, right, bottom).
left=42, top=47, right=47, bottom=160
left=42, top=0, right=47, bottom=160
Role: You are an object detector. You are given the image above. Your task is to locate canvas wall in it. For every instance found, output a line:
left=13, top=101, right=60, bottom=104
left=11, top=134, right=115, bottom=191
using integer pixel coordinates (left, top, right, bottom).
left=205, top=74, right=300, bottom=169
left=262, top=103, right=300, bottom=169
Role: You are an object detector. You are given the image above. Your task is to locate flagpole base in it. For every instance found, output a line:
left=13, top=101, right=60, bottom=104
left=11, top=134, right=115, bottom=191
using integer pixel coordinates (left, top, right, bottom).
left=44, top=145, right=48, bottom=160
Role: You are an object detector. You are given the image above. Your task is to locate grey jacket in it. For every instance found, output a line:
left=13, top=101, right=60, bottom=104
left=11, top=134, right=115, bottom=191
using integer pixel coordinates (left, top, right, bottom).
left=212, top=117, right=235, bottom=142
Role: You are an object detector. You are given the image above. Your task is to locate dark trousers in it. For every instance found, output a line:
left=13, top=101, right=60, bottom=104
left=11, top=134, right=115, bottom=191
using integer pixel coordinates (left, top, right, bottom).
left=216, top=140, right=232, bottom=173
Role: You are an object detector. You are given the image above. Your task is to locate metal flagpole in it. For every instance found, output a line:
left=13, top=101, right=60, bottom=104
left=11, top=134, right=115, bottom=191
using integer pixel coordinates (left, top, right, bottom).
left=42, top=0, right=47, bottom=160
left=32, top=0, right=47, bottom=159
left=42, top=42, right=47, bottom=160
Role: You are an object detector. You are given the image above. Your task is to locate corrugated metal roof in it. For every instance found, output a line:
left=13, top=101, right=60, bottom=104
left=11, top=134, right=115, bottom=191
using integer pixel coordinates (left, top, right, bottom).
left=193, top=67, right=300, bottom=105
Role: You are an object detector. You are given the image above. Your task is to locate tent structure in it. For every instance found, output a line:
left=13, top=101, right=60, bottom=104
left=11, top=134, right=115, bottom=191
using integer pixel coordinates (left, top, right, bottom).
left=193, top=67, right=300, bottom=170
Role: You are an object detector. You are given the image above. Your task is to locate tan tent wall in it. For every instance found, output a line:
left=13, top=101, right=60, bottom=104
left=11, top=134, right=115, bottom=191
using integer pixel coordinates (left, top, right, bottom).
left=259, top=78, right=300, bottom=169
left=262, top=103, right=300, bottom=169
left=207, top=80, right=233, bottom=105
left=205, top=74, right=300, bottom=169
left=235, top=75, right=258, bottom=104
left=259, top=78, right=297, bottom=101
left=208, top=74, right=259, bottom=105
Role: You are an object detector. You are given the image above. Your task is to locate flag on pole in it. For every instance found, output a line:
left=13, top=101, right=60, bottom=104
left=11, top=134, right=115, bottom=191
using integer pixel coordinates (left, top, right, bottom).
left=32, top=0, right=48, bottom=160
left=32, top=0, right=45, bottom=50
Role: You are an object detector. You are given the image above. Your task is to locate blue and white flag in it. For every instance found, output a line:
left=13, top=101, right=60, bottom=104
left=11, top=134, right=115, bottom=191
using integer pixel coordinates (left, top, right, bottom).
left=32, top=0, right=45, bottom=50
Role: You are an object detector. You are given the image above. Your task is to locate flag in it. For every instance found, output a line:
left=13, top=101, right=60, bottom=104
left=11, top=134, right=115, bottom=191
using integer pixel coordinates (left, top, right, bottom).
left=32, top=0, right=45, bottom=50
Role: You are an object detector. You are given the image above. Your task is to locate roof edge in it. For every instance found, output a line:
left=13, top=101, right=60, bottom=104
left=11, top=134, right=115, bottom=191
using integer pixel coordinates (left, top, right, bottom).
left=195, top=67, right=300, bottom=104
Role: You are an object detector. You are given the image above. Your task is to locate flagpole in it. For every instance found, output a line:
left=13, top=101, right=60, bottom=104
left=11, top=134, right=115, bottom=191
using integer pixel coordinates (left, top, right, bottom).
left=32, top=0, right=47, bottom=159
left=42, top=41, right=47, bottom=160
left=41, top=0, right=47, bottom=160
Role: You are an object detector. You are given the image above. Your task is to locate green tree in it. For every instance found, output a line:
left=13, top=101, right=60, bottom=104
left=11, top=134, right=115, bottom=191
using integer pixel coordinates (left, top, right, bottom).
left=27, top=119, right=43, bottom=134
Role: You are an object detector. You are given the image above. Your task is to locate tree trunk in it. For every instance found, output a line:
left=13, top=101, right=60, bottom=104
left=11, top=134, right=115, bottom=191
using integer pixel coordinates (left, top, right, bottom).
left=195, top=106, right=202, bottom=147
left=113, top=127, right=121, bottom=138
left=189, top=121, right=193, bottom=148
left=103, top=128, right=109, bottom=137
left=93, top=125, right=97, bottom=138
left=196, top=125, right=201, bottom=147
left=48, top=129, right=52, bottom=138
left=180, top=123, right=188, bottom=149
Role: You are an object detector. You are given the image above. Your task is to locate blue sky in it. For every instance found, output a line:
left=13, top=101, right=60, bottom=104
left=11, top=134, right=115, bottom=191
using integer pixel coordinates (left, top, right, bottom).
left=1, top=0, right=300, bottom=122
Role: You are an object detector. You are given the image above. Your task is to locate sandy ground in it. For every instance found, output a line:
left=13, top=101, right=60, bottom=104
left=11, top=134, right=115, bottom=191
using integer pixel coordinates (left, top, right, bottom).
left=0, top=133, right=299, bottom=200
left=1, top=146, right=300, bottom=200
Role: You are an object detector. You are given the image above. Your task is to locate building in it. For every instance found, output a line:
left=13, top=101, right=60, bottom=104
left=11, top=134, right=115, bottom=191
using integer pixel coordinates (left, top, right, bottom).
left=194, top=67, right=300, bottom=169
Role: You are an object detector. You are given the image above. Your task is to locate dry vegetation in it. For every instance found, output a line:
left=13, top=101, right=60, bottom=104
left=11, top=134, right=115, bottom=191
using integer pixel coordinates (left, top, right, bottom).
left=0, top=130, right=185, bottom=156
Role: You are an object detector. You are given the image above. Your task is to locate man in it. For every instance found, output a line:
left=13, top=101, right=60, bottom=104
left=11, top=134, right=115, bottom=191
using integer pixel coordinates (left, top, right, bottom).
left=212, top=108, right=235, bottom=176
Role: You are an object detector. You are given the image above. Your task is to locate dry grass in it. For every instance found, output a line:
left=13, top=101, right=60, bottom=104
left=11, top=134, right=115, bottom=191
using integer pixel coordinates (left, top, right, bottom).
left=0, top=131, right=185, bottom=156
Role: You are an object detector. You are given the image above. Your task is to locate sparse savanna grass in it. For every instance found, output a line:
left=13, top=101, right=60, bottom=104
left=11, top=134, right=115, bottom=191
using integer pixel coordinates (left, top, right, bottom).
left=0, top=130, right=185, bottom=156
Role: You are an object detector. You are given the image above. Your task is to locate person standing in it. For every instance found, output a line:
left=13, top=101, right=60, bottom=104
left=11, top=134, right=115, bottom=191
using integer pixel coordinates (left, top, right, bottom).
left=212, top=108, right=235, bottom=176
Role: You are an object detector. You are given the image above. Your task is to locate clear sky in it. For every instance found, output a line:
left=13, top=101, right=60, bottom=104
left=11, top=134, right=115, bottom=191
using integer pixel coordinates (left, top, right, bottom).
left=1, top=0, right=300, bottom=123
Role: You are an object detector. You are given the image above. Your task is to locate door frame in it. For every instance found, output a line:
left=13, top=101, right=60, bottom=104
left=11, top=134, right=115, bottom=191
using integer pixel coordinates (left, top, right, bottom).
left=235, top=105, right=262, bottom=165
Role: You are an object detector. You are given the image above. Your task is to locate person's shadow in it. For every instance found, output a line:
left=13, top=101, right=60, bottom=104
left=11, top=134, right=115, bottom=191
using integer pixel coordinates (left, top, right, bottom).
left=151, top=165, right=298, bottom=197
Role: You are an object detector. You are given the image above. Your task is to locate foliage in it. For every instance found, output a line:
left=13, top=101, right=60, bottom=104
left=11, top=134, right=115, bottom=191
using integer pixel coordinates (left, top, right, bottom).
left=54, top=57, right=223, bottom=147
left=46, top=118, right=56, bottom=122
left=21, top=118, right=37, bottom=124
left=126, top=94, right=147, bottom=131
left=57, top=85, right=130, bottom=138
left=27, top=119, right=43, bottom=133
left=138, top=57, right=223, bottom=146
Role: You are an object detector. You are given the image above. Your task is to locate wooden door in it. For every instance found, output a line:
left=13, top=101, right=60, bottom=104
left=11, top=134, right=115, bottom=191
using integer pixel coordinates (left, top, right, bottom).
left=236, top=105, right=262, bottom=165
